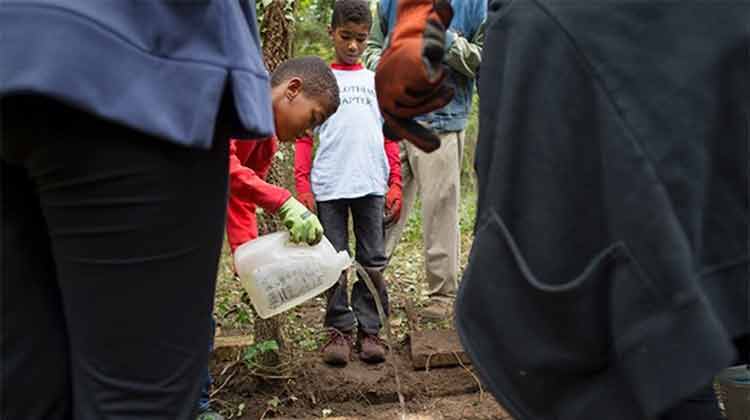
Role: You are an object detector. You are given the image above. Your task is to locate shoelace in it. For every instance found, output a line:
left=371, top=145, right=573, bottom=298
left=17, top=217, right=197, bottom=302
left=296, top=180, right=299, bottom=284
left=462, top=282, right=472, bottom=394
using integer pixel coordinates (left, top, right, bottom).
left=322, top=328, right=351, bottom=349
left=361, top=333, right=388, bottom=349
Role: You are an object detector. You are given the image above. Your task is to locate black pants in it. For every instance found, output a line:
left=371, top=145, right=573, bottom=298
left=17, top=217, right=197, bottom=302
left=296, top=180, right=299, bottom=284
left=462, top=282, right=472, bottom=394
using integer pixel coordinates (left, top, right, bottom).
left=316, top=195, right=388, bottom=335
left=1, top=95, right=231, bottom=419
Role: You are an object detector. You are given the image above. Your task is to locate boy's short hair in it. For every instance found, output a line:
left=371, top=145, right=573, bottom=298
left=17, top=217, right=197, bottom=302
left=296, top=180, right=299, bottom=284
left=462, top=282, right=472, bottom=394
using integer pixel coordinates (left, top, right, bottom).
left=331, top=0, right=372, bottom=30
left=271, top=56, right=340, bottom=116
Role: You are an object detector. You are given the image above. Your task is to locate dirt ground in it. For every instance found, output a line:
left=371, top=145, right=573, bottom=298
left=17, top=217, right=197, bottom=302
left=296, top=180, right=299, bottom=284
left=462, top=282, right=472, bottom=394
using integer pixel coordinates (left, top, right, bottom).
left=210, top=271, right=508, bottom=419
left=209, top=188, right=490, bottom=418
left=209, top=340, right=511, bottom=419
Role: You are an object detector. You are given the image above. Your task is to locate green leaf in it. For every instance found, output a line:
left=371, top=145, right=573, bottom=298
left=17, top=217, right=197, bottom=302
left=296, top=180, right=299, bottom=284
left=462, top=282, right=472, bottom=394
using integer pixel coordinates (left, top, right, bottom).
left=267, top=396, right=281, bottom=408
left=243, top=339, right=280, bottom=367
left=258, top=339, right=280, bottom=352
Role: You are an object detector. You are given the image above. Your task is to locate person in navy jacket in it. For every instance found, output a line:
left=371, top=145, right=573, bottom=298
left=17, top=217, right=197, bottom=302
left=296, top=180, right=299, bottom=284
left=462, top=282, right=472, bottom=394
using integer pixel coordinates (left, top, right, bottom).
left=454, top=2, right=749, bottom=420
left=373, top=1, right=748, bottom=419
left=1, top=1, right=274, bottom=419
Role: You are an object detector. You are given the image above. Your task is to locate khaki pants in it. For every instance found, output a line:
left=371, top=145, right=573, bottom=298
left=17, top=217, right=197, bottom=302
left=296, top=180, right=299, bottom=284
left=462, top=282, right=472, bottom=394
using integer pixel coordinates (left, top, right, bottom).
left=385, top=130, right=464, bottom=297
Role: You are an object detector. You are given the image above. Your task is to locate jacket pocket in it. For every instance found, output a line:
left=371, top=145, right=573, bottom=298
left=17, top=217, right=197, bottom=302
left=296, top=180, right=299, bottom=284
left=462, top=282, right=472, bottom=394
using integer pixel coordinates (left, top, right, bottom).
left=457, top=209, right=732, bottom=419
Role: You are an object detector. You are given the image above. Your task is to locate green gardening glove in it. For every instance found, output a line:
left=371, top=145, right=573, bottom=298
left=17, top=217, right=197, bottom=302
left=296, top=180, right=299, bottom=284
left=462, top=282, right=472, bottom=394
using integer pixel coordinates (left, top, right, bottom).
left=278, top=197, right=324, bottom=245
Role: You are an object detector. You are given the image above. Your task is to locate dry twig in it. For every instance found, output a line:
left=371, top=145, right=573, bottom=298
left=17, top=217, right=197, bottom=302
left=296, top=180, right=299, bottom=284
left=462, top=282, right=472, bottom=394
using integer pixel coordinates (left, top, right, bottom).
left=453, top=351, right=484, bottom=400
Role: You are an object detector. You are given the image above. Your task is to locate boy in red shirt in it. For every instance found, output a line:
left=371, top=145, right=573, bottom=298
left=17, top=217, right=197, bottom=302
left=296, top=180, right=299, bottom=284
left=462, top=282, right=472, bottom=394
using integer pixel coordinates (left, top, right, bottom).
left=198, top=56, right=340, bottom=420
left=226, top=56, right=340, bottom=252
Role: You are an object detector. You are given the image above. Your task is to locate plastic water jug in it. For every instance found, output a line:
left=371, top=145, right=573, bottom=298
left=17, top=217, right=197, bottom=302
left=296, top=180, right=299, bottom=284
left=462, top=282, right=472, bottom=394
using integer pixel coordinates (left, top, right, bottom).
left=716, top=365, right=750, bottom=420
left=234, top=231, right=351, bottom=319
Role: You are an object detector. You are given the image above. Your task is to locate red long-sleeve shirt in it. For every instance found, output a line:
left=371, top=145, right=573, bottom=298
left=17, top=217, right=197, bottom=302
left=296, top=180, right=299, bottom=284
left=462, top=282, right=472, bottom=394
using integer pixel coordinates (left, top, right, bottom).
left=227, top=138, right=291, bottom=253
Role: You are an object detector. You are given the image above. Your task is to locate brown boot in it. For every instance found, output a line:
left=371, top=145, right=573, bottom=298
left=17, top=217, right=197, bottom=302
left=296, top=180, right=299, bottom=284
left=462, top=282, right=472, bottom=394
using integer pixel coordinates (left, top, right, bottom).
left=421, top=295, right=454, bottom=321
left=321, top=328, right=353, bottom=366
left=358, top=332, right=387, bottom=364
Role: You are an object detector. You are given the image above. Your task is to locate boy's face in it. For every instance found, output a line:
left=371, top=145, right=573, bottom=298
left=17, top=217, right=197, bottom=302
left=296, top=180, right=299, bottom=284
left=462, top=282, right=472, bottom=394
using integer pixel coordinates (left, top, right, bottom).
left=272, top=77, right=329, bottom=143
left=329, top=21, right=370, bottom=65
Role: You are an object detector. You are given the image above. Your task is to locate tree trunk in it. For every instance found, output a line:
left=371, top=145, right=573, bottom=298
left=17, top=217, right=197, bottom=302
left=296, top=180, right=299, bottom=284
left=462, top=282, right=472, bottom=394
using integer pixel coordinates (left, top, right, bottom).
left=254, top=0, right=295, bottom=371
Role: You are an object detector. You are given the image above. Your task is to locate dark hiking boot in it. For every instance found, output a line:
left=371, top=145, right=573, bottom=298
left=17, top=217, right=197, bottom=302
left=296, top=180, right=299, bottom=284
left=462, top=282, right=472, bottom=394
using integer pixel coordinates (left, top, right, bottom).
left=321, top=328, right=353, bottom=366
left=358, top=332, right=387, bottom=364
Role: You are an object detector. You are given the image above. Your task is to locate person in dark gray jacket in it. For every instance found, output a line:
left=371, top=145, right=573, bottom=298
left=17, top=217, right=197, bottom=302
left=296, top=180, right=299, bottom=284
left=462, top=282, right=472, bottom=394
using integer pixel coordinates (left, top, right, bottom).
left=455, top=1, right=749, bottom=419
left=1, top=1, right=273, bottom=419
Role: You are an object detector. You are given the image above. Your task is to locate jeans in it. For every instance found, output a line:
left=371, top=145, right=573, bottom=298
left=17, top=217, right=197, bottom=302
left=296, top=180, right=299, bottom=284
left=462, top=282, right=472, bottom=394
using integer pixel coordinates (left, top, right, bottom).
left=198, top=318, right=216, bottom=412
left=316, top=195, right=388, bottom=335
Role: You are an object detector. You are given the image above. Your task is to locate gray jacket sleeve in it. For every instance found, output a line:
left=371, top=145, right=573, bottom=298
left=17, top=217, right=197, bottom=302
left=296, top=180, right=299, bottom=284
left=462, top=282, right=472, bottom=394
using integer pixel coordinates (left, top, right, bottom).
left=444, top=20, right=485, bottom=79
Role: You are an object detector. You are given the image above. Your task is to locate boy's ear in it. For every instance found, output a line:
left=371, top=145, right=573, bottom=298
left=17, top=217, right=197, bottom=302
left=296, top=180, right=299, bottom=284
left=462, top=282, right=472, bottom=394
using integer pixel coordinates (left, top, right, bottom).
left=328, top=26, right=334, bottom=38
left=285, top=77, right=303, bottom=101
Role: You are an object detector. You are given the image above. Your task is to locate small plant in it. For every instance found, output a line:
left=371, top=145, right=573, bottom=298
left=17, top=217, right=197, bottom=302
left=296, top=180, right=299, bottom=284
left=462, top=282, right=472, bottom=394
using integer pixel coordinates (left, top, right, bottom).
left=267, top=396, right=281, bottom=409
left=243, top=340, right=280, bottom=368
left=235, top=305, right=252, bottom=326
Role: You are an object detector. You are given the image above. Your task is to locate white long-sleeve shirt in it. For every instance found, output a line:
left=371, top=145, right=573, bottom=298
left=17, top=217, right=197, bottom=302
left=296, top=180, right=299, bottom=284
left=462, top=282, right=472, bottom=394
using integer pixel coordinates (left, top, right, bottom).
left=311, top=63, right=390, bottom=202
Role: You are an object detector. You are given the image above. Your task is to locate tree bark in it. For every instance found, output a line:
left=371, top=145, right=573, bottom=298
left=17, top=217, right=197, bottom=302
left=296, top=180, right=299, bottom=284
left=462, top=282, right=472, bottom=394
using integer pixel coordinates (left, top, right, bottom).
left=254, top=0, right=295, bottom=371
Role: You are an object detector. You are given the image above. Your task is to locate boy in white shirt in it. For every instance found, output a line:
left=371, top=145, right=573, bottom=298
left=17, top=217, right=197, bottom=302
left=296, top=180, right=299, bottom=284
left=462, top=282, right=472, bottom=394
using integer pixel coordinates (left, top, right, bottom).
left=294, top=0, right=402, bottom=366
